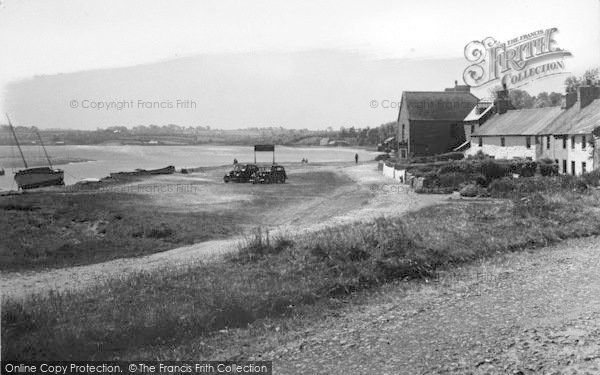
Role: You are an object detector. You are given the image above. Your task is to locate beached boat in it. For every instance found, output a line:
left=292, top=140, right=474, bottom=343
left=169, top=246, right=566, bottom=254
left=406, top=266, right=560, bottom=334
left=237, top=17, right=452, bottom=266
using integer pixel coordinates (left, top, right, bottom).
left=109, top=165, right=175, bottom=178
left=6, top=114, right=64, bottom=190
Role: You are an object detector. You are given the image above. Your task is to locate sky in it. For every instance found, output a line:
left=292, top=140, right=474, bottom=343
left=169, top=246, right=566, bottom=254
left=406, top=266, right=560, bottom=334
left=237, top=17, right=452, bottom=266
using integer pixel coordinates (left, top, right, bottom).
left=0, top=0, right=599, bottom=129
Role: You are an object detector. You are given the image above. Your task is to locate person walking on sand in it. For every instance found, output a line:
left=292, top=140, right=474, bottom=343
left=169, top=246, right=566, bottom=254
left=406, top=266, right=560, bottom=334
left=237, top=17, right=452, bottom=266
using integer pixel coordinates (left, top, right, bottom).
left=233, top=158, right=238, bottom=165
left=355, top=153, right=359, bottom=164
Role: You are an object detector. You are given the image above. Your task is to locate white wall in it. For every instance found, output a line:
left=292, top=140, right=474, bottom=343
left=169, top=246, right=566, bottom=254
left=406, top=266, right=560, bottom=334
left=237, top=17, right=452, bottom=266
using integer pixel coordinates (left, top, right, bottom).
left=382, top=163, right=406, bottom=183
left=539, top=134, right=594, bottom=175
left=466, top=133, right=595, bottom=175
left=467, top=135, right=537, bottom=160
left=382, top=163, right=395, bottom=179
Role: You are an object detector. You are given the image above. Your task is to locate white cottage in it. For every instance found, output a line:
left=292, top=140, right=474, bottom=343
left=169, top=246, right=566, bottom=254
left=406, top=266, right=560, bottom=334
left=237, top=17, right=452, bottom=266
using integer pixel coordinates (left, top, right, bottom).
left=537, top=86, right=600, bottom=175
left=464, top=85, right=600, bottom=175
left=466, top=106, right=563, bottom=160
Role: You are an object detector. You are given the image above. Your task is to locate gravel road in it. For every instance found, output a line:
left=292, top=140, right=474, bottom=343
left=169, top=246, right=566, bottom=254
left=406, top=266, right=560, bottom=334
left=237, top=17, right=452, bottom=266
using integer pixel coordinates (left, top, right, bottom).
left=262, top=236, right=600, bottom=374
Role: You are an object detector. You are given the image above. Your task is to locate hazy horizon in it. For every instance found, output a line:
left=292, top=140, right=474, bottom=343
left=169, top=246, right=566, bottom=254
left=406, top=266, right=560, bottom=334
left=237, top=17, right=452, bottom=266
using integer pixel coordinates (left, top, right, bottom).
left=1, top=0, right=599, bottom=130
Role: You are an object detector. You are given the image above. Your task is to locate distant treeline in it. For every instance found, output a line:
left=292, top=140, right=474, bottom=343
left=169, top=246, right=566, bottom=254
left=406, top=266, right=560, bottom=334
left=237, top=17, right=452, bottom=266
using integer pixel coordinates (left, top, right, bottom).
left=0, top=123, right=399, bottom=147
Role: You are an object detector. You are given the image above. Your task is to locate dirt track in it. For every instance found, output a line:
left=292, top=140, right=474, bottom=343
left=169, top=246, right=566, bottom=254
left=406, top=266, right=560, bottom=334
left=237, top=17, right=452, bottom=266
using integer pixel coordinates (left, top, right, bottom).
left=261, top=236, right=600, bottom=374
left=1, top=162, right=444, bottom=299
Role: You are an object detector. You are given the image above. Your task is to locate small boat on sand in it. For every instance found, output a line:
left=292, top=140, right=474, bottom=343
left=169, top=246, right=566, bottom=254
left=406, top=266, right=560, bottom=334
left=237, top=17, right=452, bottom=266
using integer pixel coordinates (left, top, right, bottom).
left=6, top=114, right=64, bottom=190
left=109, top=165, right=175, bottom=178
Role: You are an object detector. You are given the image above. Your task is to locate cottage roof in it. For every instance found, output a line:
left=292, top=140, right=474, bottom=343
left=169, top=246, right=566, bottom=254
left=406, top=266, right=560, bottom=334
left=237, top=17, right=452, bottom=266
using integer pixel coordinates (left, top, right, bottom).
left=472, top=106, right=563, bottom=136
left=539, top=99, right=600, bottom=135
left=402, top=91, right=478, bottom=121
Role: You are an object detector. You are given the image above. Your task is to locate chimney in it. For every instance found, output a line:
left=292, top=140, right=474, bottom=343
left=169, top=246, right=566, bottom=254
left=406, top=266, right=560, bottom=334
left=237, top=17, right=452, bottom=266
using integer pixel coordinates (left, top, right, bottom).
left=564, top=87, right=578, bottom=110
left=495, top=83, right=513, bottom=114
left=445, top=80, right=471, bottom=92
left=578, top=83, right=600, bottom=110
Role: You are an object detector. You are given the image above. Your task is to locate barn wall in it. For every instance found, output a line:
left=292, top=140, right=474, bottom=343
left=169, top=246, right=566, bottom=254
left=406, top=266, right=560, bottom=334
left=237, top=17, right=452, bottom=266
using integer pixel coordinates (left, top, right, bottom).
left=409, top=120, right=465, bottom=156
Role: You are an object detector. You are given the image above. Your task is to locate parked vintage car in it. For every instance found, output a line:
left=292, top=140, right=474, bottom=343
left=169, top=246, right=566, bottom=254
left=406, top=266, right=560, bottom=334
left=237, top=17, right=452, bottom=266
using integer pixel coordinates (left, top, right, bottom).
left=223, top=164, right=259, bottom=183
left=250, top=165, right=287, bottom=184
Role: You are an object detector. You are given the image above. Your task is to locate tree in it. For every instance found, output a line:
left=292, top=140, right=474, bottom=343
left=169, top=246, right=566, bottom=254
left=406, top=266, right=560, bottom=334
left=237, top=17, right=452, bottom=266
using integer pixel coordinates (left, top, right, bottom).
left=509, top=89, right=535, bottom=109
left=348, top=126, right=357, bottom=138
left=564, top=67, right=599, bottom=90
left=549, top=92, right=562, bottom=106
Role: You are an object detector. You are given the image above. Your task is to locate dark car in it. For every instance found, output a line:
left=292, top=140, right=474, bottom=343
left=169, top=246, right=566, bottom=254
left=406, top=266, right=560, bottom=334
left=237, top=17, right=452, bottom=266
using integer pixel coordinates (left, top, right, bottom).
left=250, top=165, right=287, bottom=184
left=223, top=164, right=259, bottom=183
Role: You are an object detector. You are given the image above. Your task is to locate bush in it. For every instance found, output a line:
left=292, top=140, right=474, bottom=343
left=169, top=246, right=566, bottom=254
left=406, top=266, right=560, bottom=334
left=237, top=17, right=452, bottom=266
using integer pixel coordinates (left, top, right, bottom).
left=467, top=150, right=490, bottom=160
left=518, top=161, right=538, bottom=177
left=230, top=228, right=293, bottom=263
left=488, top=178, right=517, bottom=198
left=581, top=170, right=600, bottom=187
left=435, top=152, right=465, bottom=161
left=512, top=192, right=558, bottom=218
left=480, top=160, right=509, bottom=182
left=422, top=172, right=440, bottom=188
left=472, top=173, right=488, bottom=187
left=459, top=184, right=479, bottom=197
left=559, top=175, right=589, bottom=192
left=540, top=163, right=558, bottom=176
left=438, top=172, right=467, bottom=190
left=504, top=160, right=537, bottom=177
left=437, top=161, right=474, bottom=175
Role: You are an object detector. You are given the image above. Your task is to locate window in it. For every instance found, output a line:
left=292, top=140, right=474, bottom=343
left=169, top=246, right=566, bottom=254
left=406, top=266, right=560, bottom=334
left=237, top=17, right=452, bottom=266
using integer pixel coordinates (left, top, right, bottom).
left=471, top=124, right=475, bottom=134
left=546, top=136, right=551, bottom=150
left=582, top=135, right=587, bottom=150
left=571, top=161, right=576, bottom=175
left=582, top=162, right=587, bottom=174
left=478, top=137, right=482, bottom=147
left=501, top=137, right=506, bottom=147
left=563, top=160, right=567, bottom=173
left=571, top=136, right=576, bottom=149
left=401, top=124, right=405, bottom=141
left=563, top=137, right=567, bottom=149
left=526, top=136, right=531, bottom=149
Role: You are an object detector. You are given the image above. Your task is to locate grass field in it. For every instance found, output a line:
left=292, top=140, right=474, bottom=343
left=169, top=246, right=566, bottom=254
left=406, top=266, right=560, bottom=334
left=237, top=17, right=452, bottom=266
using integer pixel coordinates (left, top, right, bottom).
left=0, top=170, right=358, bottom=271
left=4, top=180, right=600, bottom=360
left=0, top=192, right=241, bottom=271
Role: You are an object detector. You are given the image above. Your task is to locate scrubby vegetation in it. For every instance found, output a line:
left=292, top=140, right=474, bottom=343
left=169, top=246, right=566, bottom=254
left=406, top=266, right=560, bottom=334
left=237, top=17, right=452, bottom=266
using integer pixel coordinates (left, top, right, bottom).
left=387, top=153, right=600, bottom=195
left=4, top=175, right=600, bottom=360
left=0, top=192, right=240, bottom=271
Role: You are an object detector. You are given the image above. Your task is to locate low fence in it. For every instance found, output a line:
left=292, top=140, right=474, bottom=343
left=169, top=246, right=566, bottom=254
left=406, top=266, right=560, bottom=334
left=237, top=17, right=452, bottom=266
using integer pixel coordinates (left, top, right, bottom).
left=382, top=163, right=424, bottom=190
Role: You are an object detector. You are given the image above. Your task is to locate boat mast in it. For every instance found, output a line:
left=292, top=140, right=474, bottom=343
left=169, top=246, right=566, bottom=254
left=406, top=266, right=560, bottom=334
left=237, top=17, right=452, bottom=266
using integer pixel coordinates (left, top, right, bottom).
left=5, top=114, right=28, bottom=168
left=36, top=131, right=53, bottom=169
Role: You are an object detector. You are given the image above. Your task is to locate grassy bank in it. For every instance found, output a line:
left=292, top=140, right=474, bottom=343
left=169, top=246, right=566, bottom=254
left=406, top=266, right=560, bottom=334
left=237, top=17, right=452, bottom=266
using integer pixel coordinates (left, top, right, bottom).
left=0, top=170, right=358, bottom=271
left=0, top=192, right=240, bottom=271
left=3, top=179, right=600, bottom=360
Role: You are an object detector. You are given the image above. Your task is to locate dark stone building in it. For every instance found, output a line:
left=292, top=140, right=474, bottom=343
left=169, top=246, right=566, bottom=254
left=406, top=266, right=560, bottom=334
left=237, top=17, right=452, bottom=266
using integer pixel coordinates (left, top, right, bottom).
left=396, top=82, right=478, bottom=157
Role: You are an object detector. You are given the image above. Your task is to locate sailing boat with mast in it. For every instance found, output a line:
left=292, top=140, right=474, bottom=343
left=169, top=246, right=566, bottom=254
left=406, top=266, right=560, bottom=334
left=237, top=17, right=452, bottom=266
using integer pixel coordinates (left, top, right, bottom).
left=6, top=114, right=64, bottom=190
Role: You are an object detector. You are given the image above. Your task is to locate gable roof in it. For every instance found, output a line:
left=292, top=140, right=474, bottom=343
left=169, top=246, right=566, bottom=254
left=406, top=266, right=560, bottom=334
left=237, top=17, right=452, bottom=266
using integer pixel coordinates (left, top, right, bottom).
left=402, top=91, right=478, bottom=121
left=472, top=106, right=563, bottom=136
left=540, top=99, right=600, bottom=135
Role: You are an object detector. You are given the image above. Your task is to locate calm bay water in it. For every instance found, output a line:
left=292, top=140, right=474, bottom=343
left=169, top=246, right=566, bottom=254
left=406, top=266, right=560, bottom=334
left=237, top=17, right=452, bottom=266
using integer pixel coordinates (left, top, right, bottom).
left=0, top=145, right=376, bottom=190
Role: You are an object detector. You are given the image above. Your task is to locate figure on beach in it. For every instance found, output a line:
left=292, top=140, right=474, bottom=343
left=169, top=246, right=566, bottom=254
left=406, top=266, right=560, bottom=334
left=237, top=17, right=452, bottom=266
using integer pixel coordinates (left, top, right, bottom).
left=301, top=158, right=309, bottom=164
left=233, top=158, right=238, bottom=164
left=355, top=153, right=359, bottom=164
